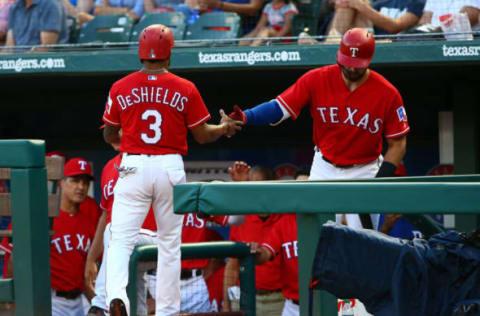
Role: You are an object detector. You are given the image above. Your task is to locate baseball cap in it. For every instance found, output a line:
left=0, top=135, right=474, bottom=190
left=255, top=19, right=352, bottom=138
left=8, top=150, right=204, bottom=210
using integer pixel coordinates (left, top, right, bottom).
left=46, top=151, right=67, bottom=159
left=64, top=158, right=94, bottom=179
left=394, top=163, right=407, bottom=177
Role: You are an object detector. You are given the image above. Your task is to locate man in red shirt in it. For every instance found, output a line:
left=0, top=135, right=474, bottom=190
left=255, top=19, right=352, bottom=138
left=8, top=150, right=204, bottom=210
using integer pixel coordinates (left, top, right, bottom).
left=101, top=24, right=243, bottom=315
left=223, top=162, right=285, bottom=315
left=228, top=28, right=409, bottom=229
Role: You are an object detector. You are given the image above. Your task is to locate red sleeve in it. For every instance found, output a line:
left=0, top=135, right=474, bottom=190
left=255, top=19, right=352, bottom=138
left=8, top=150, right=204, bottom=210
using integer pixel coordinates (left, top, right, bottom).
left=99, top=164, right=110, bottom=211
left=102, top=87, right=122, bottom=127
left=276, top=71, right=312, bottom=120
left=185, top=84, right=211, bottom=129
left=383, top=91, right=410, bottom=138
left=229, top=226, right=241, bottom=242
left=261, top=219, right=283, bottom=258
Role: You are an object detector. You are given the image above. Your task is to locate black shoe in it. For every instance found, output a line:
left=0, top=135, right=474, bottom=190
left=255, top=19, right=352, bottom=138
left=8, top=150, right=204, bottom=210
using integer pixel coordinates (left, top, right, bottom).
left=109, top=299, right=127, bottom=316
left=86, top=306, right=107, bottom=316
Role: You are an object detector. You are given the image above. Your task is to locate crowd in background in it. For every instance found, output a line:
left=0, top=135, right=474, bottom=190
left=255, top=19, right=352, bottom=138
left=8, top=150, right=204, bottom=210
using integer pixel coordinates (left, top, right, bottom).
left=0, top=0, right=479, bottom=49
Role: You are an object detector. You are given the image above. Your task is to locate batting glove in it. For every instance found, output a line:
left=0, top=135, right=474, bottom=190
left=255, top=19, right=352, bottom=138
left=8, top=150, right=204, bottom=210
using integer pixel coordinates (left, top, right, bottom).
left=228, top=105, right=247, bottom=124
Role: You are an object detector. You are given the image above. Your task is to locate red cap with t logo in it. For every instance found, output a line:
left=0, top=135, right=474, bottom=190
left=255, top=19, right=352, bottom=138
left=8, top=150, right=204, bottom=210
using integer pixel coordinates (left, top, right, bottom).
left=64, top=158, right=93, bottom=179
left=336, top=28, right=375, bottom=68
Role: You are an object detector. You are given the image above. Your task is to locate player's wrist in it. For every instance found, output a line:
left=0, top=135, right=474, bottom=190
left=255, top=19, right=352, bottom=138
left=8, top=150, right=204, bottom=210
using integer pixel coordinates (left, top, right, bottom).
left=375, top=161, right=396, bottom=178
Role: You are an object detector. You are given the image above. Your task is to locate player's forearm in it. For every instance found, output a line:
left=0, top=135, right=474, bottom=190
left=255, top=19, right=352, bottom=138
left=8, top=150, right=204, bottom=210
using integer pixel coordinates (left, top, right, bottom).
left=87, top=212, right=107, bottom=262
left=243, top=100, right=288, bottom=125
left=194, top=123, right=227, bottom=144
left=223, top=258, right=240, bottom=311
left=103, top=125, right=121, bottom=145
left=383, top=136, right=406, bottom=167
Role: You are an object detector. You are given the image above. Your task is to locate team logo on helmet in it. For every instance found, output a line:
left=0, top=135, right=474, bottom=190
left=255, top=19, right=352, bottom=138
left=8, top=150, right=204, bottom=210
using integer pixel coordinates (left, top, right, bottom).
left=350, top=47, right=359, bottom=58
left=150, top=49, right=156, bottom=58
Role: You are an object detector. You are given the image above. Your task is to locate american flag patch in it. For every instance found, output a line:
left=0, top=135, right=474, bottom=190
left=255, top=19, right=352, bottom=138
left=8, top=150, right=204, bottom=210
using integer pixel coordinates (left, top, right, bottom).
left=148, top=75, right=157, bottom=80
left=397, top=106, right=407, bottom=122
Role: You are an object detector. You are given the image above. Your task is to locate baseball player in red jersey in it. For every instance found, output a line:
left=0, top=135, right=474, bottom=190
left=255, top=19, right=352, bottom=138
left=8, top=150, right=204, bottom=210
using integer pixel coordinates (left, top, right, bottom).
left=86, top=153, right=158, bottom=316
left=101, top=24, right=242, bottom=316
left=50, top=158, right=101, bottom=316
left=251, top=213, right=299, bottom=316
left=228, top=28, right=409, bottom=229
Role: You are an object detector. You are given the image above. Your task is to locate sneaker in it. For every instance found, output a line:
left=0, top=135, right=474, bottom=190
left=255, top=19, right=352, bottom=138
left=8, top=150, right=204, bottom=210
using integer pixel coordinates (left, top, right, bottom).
left=109, top=299, right=127, bottom=316
left=86, top=306, right=107, bottom=316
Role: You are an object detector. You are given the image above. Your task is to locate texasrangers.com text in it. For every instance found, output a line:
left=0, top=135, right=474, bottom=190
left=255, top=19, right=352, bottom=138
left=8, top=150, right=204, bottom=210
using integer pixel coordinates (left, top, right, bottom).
left=442, top=45, right=480, bottom=57
left=198, top=50, right=301, bottom=65
left=0, top=57, right=65, bottom=72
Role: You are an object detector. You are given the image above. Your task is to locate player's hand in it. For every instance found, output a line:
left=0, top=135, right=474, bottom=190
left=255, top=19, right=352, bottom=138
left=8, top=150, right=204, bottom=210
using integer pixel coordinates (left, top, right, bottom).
left=229, top=161, right=250, bottom=181
left=220, top=109, right=243, bottom=138
left=246, top=242, right=260, bottom=254
left=84, top=260, right=98, bottom=291
left=228, top=105, right=247, bottom=124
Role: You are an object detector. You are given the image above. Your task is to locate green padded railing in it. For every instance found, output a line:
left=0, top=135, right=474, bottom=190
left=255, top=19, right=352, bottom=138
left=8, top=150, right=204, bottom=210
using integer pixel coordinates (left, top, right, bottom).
left=127, top=241, right=255, bottom=316
left=0, top=140, right=51, bottom=316
left=173, top=175, right=480, bottom=316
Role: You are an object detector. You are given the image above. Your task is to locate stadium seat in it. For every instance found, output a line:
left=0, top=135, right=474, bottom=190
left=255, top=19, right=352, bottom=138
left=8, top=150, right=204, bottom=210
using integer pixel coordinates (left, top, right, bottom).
left=130, top=12, right=187, bottom=41
left=184, top=12, right=241, bottom=41
left=291, top=14, right=319, bottom=37
left=77, top=14, right=134, bottom=44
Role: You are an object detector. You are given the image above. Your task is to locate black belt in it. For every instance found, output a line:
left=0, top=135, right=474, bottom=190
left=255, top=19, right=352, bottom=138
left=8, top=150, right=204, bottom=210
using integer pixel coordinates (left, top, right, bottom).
left=55, top=289, right=82, bottom=300
left=292, top=299, right=299, bottom=305
left=180, top=268, right=202, bottom=280
left=126, top=153, right=140, bottom=156
left=322, top=156, right=355, bottom=169
left=256, top=288, right=282, bottom=295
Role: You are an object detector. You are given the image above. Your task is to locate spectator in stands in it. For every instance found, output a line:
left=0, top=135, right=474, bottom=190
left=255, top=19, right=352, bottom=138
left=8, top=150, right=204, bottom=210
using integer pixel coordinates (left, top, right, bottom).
left=328, top=0, right=372, bottom=38
left=0, top=0, right=13, bottom=44
left=418, top=0, right=480, bottom=28
left=62, top=0, right=94, bottom=27
left=223, top=162, right=285, bottom=316
left=334, top=0, right=426, bottom=35
left=198, top=0, right=264, bottom=34
left=5, top=0, right=68, bottom=51
left=239, top=0, right=297, bottom=46
left=144, top=0, right=199, bottom=25
left=94, top=0, right=144, bottom=21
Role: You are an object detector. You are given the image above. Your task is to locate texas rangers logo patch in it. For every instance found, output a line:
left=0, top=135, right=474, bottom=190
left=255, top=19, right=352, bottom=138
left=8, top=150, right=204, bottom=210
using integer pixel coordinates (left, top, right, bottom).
left=397, top=106, right=407, bottom=122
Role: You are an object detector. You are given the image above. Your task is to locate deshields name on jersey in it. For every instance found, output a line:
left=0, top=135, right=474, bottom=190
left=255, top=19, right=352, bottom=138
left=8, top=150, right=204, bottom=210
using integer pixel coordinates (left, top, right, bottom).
left=113, top=86, right=188, bottom=112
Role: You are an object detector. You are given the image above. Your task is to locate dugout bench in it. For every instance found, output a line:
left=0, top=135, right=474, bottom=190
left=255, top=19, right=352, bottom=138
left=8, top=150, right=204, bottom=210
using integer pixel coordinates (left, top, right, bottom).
left=173, top=175, right=480, bottom=316
left=0, top=140, right=64, bottom=316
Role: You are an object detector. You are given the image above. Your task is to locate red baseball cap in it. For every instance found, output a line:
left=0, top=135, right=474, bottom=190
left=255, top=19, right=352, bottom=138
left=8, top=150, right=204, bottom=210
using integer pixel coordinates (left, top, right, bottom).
left=64, top=158, right=94, bottom=179
left=46, top=151, right=67, bottom=159
left=394, top=163, right=407, bottom=177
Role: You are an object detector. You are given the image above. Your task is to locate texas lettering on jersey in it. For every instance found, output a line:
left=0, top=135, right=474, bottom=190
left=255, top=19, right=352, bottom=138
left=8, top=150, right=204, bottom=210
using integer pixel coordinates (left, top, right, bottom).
left=281, top=240, right=298, bottom=259
left=51, top=233, right=91, bottom=254
left=315, top=106, right=383, bottom=135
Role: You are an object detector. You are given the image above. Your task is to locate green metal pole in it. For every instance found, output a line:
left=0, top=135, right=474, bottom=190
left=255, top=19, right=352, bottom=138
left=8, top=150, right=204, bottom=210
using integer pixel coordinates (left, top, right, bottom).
left=239, top=253, right=256, bottom=316
left=10, top=168, right=51, bottom=316
left=298, top=213, right=337, bottom=316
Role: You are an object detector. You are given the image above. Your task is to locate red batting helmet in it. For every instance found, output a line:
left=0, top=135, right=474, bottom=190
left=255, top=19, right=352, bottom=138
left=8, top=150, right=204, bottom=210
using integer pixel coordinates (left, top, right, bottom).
left=138, top=24, right=174, bottom=60
left=336, top=28, right=375, bottom=68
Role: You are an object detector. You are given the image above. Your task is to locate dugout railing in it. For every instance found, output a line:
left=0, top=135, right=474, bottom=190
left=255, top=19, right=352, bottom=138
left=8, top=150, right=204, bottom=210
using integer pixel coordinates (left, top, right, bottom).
left=0, top=140, right=52, bottom=316
left=128, top=241, right=256, bottom=316
left=173, top=175, right=480, bottom=316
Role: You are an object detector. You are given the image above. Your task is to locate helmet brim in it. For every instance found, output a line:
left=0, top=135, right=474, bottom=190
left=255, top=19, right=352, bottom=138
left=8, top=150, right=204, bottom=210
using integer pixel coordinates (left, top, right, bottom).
left=336, top=51, right=371, bottom=68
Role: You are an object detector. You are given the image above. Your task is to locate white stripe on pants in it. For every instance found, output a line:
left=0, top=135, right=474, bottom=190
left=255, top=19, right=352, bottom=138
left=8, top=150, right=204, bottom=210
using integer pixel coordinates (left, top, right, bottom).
left=106, top=153, right=185, bottom=316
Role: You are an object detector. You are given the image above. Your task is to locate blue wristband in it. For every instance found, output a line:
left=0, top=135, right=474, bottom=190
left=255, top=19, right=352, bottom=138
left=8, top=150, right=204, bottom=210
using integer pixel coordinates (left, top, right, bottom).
left=244, top=100, right=283, bottom=125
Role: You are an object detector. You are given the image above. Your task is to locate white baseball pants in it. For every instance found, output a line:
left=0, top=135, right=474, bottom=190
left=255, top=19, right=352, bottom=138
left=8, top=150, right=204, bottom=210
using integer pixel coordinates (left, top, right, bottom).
left=281, top=299, right=299, bottom=316
left=51, top=290, right=85, bottom=316
left=92, top=223, right=157, bottom=315
left=309, top=148, right=382, bottom=230
left=106, top=153, right=185, bottom=316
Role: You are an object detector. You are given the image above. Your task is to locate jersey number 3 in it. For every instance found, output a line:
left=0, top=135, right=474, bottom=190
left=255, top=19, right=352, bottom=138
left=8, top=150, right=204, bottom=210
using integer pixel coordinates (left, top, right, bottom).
left=141, top=109, right=162, bottom=144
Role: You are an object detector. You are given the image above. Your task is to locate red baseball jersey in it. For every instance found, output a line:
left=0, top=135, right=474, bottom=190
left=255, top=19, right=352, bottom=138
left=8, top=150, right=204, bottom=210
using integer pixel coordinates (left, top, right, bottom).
left=182, top=213, right=228, bottom=269
left=230, top=214, right=283, bottom=291
left=100, top=154, right=157, bottom=231
left=102, top=72, right=211, bottom=155
left=277, top=65, right=410, bottom=165
left=51, top=198, right=101, bottom=291
left=262, top=214, right=298, bottom=301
